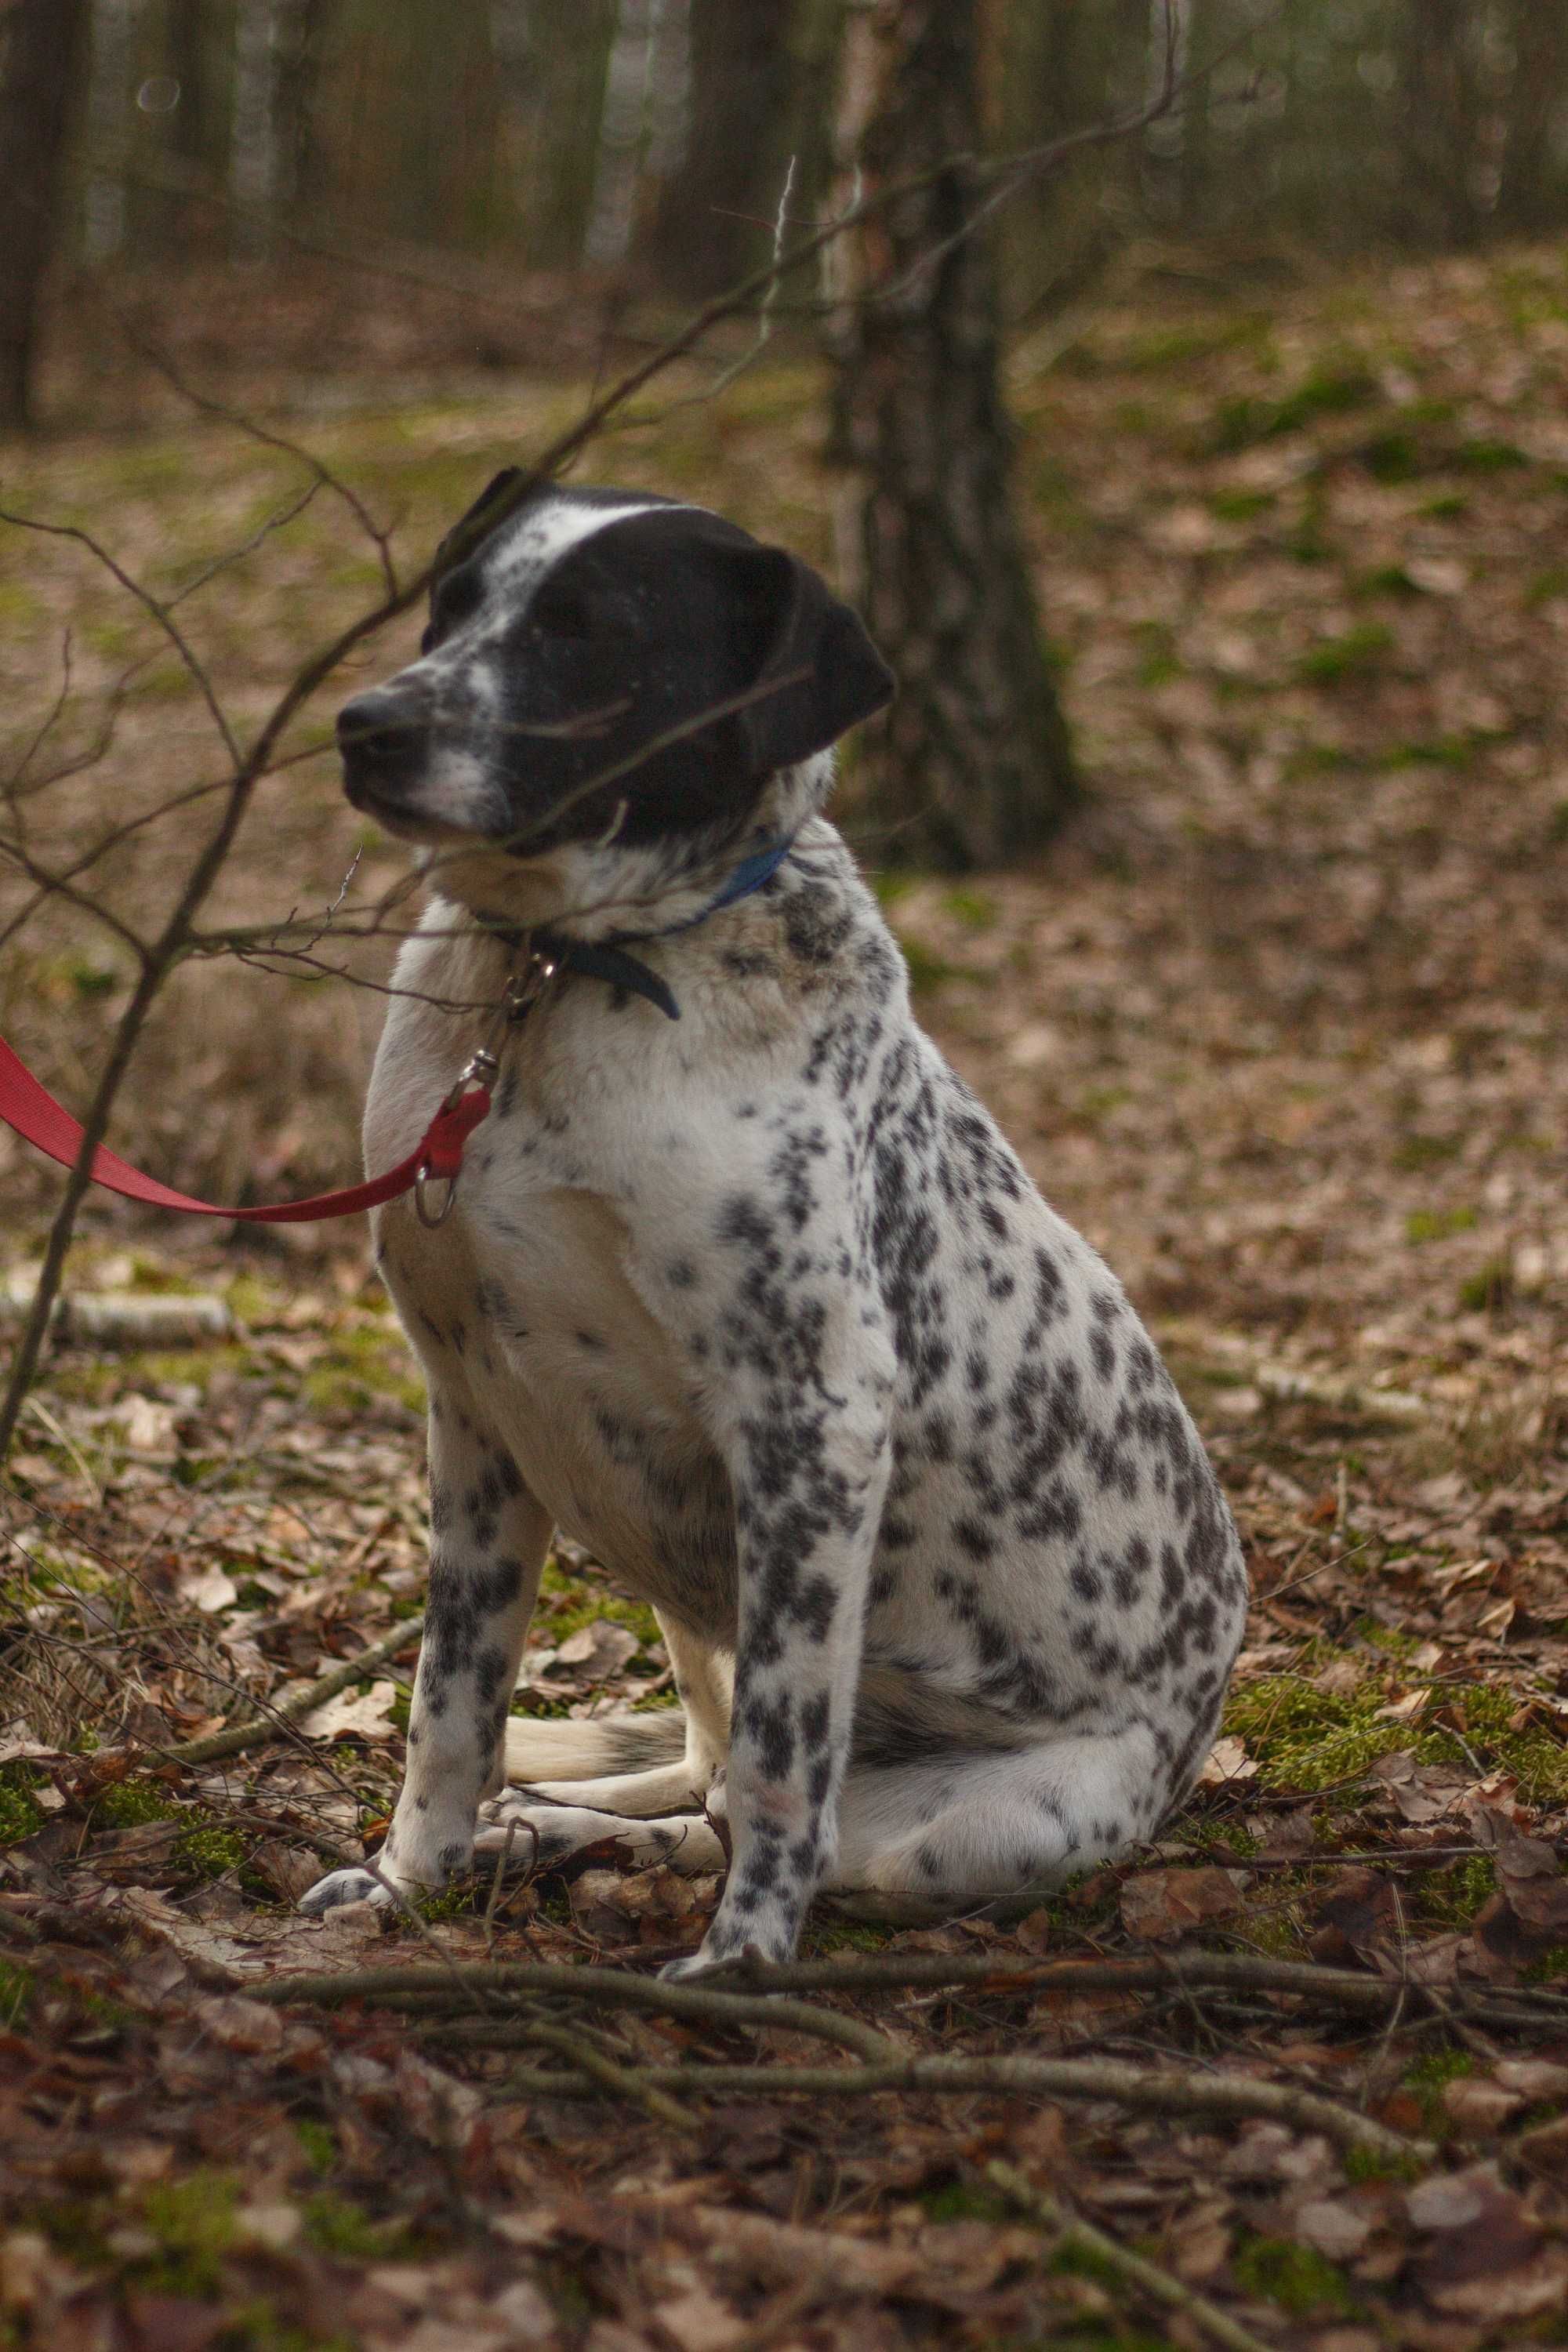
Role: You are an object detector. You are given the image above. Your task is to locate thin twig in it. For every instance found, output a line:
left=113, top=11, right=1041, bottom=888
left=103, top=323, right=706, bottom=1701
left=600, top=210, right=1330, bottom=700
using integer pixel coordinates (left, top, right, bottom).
left=512, top=2013, right=697, bottom=2132
left=987, top=2161, right=1279, bottom=2352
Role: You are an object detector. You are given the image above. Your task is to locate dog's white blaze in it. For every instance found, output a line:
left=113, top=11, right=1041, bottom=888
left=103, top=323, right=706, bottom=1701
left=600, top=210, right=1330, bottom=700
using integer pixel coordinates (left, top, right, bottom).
left=395, top=494, right=673, bottom=695
left=482, top=494, right=668, bottom=600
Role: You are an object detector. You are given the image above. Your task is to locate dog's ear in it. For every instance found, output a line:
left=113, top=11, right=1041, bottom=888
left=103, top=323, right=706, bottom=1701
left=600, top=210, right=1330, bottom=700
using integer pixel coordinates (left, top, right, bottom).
left=717, top=536, right=895, bottom=775
left=434, top=469, right=524, bottom=579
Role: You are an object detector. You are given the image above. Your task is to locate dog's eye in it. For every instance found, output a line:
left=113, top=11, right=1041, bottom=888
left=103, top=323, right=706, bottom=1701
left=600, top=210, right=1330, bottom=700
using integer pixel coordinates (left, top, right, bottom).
left=532, top=586, right=592, bottom=641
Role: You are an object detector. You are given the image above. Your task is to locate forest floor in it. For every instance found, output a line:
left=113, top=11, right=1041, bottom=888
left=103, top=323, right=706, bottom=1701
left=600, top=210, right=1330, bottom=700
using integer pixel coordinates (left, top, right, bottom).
left=2, top=239, right=1568, bottom=2350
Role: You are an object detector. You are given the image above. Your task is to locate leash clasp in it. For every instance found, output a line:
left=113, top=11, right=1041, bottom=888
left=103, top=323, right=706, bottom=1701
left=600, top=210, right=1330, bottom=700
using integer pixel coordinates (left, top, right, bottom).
left=413, top=1047, right=499, bottom=1226
left=411, top=949, right=557, bottom=1229
left=412, top=1167, right=457, bottom=1227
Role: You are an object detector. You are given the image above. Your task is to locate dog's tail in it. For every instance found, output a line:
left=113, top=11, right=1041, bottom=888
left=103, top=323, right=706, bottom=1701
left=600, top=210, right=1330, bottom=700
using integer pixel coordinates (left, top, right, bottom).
left=503, top=1706, right=687, bottom=1785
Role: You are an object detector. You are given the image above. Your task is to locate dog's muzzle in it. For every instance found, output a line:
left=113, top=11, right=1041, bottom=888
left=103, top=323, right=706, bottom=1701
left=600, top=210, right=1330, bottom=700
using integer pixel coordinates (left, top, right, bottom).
left=337, top=687, right=433, bottom=815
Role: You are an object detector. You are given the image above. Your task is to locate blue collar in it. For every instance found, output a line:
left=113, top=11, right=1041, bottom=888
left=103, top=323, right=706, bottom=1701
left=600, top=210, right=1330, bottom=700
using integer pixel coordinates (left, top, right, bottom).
left=487, top=836, right=795, bottom=1022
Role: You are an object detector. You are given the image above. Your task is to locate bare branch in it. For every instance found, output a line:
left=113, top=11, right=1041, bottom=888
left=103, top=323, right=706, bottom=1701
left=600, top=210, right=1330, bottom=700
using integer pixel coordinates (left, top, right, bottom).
left=0, top=508, right=241, bottom=766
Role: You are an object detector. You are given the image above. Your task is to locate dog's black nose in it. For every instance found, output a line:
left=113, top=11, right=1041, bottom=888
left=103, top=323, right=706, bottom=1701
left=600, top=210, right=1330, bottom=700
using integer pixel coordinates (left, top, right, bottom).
left=337, top=689, right=428, bottom=799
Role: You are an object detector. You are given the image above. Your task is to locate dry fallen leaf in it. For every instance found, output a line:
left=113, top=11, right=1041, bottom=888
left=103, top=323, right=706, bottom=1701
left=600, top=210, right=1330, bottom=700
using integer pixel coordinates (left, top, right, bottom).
left=177, top=1564, right=238, bottom=1614
left=299, top=1679, right=399, bottom=1741
left=1196, top=1734, right=1258, bottom=1788
left=554, top=1620, right=642, bottom=1677
left=1119, top=1865, right=1245, bottom=1944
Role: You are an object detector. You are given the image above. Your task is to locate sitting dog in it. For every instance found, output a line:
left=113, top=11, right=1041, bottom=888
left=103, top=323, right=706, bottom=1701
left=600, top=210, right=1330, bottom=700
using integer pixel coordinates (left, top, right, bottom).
left=299, top=477, right=1249, bottom=1975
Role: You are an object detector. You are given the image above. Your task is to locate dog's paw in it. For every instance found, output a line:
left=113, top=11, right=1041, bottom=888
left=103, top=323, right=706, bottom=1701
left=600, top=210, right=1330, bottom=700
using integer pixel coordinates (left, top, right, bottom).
left=658, top=1933, right=782, bottom=1984
left=297, top=1866, right=390, bottom=1916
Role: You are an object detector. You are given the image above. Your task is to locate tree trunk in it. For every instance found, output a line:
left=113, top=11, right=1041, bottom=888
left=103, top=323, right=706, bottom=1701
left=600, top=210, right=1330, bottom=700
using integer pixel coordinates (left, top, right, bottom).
left=1397, top=0, right=1483, bottom=246
left=0, top=0, right=89, bottom=431
left=644, top=0, right=797, bottom=299
left=827, top=0, right=1076, bottom=873
left=1497, top=0, right=1568, bottom=233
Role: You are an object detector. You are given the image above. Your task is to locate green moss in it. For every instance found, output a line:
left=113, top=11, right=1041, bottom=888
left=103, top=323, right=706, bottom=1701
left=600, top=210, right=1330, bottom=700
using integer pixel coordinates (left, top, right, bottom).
left=0, top=1959, right=33, bottom=2027
left=943, top=887, right=998, bottom=931
left=1211, top=363, right=1376, bottom=452
left=1358, top=562, right=1428, bottom=599
left=1125, top=315, right=1272, bottom=372
left=51, top=1345, right=254, bottom=1406
left=535, top=1558, right=661, bottom=1649
left=224, top=1272, right=283, bottom=1326
left=1455, top=437, right=1529, bottom=473
left=1355, top=430, right=1427, bottom=484
left=0, top=1765, right=45, bottom=1846
left=804, top=1918, right=897, bottom=1956
left=93, top=1776, right=178, bottom=1831
left=140, top=2171, right=241, bottom=2297
left=1404, top=2046, right=1474, bottom=2132
left=301, top=2192, right=414, bottom=2260
left=920, top=2180, right=1013, bottom=2225
left=1413, top=1856, right=1494, bottom=1931
left=1232, top=2234, right=1352, bottom=2317
left=1343, top=2142, right=1423, bottom=2184
left=1222, top=1671, right=1568, bottom=1803
left=895, top=936, right=978, bottom=997
left=1297, top=622, right=1395, bottom=684
left=1526, top=565, right=1568, bottom=608
left=1458, top=1258, right=1512, bottom=1314
left=412, top=1882, right=474, bottom=1923
left=1406, top=1205, right=1477, bottom=1243
left=1380, top=731, right=1478, bottom=768
left=1208, top=488, right=1274, bottom=523
left=173, top=1822, right=247, bottom=1882
left=302, top=1324, right=425, bottom=1418
left=294, top=2119, right=337, bottom=2176
left=1392, top=1133, right=1461, bottom=1171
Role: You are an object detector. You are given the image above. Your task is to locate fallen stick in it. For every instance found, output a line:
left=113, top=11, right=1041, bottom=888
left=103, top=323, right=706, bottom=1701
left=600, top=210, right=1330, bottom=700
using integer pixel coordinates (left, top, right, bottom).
left=164, top=1613, right=424, bottom=1767
left=0, top=1287, right=235, bottom=1348
left=485, top=2048, right=1425, bottom=2161
left=987, top=2161, right=1278, bottom=2352
left=248, top=1948, right=1568, bottom=2036
left=252, top=1958, right=898, bottom=2060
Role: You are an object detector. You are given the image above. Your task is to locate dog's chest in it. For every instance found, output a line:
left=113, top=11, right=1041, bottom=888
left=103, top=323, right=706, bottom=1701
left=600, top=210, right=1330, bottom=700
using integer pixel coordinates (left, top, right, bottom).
left=369, top=1025, right=739, bottom=1628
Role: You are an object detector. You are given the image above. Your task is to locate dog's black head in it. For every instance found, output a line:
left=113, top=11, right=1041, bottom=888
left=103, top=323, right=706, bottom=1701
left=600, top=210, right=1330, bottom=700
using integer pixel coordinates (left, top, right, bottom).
left=338, top=481, right=892, bottom=894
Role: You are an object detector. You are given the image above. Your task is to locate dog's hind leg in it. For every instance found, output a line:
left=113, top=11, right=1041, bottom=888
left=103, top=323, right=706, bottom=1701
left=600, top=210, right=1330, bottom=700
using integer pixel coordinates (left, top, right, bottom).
left=501, top=1613, right=731, bottom=1818
left=829, top=1718, right=1190, bottom=1900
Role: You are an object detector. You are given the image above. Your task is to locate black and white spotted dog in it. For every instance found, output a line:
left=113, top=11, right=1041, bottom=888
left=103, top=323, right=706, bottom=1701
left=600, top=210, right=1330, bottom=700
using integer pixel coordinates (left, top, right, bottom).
left=299, top=476, right=1249, bottom=1975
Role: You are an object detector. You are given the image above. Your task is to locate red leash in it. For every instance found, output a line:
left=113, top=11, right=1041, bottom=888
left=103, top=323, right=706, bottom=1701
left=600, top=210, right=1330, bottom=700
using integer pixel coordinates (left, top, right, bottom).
left=0, top=1033, right=492, bottom=1225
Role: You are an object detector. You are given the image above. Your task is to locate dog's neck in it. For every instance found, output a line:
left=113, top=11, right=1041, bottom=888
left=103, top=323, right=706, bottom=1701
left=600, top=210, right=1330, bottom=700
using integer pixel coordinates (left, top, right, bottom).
left=411, top=753, right=835, bottom=946
left=471, top=833, right=800, bottom=1023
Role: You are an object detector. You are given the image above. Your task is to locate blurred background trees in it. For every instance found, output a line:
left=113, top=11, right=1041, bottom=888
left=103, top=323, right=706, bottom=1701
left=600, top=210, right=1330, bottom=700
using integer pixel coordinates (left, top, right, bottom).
left=8, top=0, right=1563, bottom=334
left=5, top=0, right=1568, bottom=866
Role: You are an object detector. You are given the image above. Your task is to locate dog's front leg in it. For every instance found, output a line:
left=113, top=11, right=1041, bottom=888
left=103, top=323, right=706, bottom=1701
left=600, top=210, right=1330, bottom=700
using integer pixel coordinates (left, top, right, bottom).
left=666, top=1377, right=891, bottom=1977
left=299, top=1400, right=550, bottom=1915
